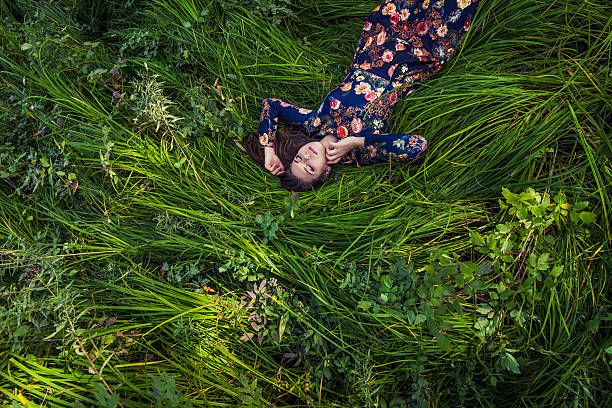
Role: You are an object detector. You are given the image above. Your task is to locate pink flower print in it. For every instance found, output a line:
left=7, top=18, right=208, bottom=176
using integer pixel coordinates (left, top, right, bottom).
left=392, top=81, right=402, bottom=88
left=341, top=81, right=353, bottom=91
left=337, top=126, right=348, bottom=138
left=416, top=21, right=429, bottom=35
left=355, top=82, right=371, bottom=95
left=413, top=48, right=429, bottom=58
left=409, top=135, right=427, bottom=148
left=390, top=12, right=400, bottom=24
left=382, top=50, right=394, bottom=62
left=382, top=3, right=396, bottom=15
left=330, top=98, right=341, bottom=109
left=437, top=25, right=448, bottom=37
left=377, top=30, right=386, bottom=46
left=364, top=21, right=372, bottom=31
left=367, top=145, right=377, bottom=157
left=401, top=9, right=410, bottom=20
left=387, top=64, right=398, bottom=77
left=365, top=90, right=377, bottom=102
left=388, top=92, right=398, bottom=105
left=395, top=43, right=406, bottom=51
left=351, top=117, right=363, bottom=134
left=112, top=91, right=121, bottom=99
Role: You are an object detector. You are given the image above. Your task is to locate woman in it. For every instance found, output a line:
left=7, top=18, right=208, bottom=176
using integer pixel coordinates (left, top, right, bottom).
left=242, top=0, right=481, bottom=191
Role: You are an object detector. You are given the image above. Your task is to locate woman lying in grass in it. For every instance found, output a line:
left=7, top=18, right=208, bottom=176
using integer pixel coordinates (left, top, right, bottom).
left=242, top=0, right=481, bottom=191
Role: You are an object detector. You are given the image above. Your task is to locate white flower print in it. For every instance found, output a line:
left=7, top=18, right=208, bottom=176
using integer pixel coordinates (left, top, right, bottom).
left=393, top=138, right=406, bottom=149
left=449, top=10, right=462, bottom=23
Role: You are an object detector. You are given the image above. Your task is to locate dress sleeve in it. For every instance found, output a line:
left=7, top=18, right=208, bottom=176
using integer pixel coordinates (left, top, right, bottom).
left=345, top=131, right=428, bottom=166
left=258, top=98, right=314, bottom=147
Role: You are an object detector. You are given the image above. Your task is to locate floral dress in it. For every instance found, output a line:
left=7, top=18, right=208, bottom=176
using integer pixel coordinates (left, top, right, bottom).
left=259, top=0, right=481, bottom=165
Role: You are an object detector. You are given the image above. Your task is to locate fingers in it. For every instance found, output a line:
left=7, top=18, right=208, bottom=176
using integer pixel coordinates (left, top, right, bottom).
left=267, top=160, right=284, bottom=176
left=326, top=151, right=342, bottom=164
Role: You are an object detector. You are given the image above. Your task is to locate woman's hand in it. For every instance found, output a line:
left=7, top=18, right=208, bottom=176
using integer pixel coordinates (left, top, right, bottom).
left=264, top=146, right=285, bottom=176
left=325, top=136, right=364, bottom=164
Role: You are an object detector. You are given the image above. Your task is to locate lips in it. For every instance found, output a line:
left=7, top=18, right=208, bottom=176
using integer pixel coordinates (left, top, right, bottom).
left=309, top=146, right=318, bottom=155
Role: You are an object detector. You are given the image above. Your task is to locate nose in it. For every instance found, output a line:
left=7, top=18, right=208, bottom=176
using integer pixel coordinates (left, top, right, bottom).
left=304, top=151, right=311, bottom=160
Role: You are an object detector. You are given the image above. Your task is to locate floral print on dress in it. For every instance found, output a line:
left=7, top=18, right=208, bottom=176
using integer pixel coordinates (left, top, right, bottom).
left=258, top=0, right=481, bottom=165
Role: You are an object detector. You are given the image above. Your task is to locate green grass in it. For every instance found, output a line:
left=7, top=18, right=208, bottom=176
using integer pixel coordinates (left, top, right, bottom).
left=1, top=0, right=610, bottom=407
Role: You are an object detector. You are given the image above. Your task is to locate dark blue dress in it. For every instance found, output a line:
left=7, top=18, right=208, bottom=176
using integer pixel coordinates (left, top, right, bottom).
left=259, top=0, right=481, bottom=165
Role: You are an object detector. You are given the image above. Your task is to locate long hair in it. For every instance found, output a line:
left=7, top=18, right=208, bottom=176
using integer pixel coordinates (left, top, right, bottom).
left=241, top=126, right=329, bottom=191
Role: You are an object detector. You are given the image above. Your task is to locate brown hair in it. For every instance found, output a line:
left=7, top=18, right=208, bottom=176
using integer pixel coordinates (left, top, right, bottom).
left=241, top=126, right=329, bottom=192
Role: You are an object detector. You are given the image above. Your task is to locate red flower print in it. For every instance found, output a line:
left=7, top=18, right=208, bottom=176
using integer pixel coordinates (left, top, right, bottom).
left=341, top=81, right=353, bottom=91
left=464, top=19, right=471, bottom=31
left=437, top=25, right=448, bottom=37
left=395, top=43, right=406, bottom=51
left=364, top=21, right=372, bottom=31
left=365, top=90, right=377, bottom=102
left=401, top=9, right=410, bottom=20
left=330, top=98, right=340, bottom=109
left=351, top=117, right=363, bottom=134
left=377, top=30, right=387, bottom=45
left=382, top=50, right=394, bottom=62
left=337, top=126, right=348, bottom=138
left=387, top=64, right=398, bottom=77
left=366, top=37, right=373, bottom=47
left=416, top=21, right=429, bottom=35
left=390, top=13, right=400, bottom=24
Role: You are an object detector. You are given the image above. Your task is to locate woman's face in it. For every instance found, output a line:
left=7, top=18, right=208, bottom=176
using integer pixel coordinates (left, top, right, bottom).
left=291, top=141, right=329, bottom=183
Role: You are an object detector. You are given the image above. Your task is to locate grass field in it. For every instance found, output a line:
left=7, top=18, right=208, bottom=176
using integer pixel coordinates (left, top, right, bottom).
left=0, top=0, right=610, bottom=407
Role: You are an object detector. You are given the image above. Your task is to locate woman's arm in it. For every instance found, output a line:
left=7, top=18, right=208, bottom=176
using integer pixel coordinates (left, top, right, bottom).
left=327, top=131, right=427, bottom=165
left=258, top=98, right=314, bottom=148
left=358, top=131, right=428, bottom=164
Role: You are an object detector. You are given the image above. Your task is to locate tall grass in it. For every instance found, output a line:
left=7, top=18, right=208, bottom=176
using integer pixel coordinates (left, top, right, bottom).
left=1, top=0, right=610, bottom=406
